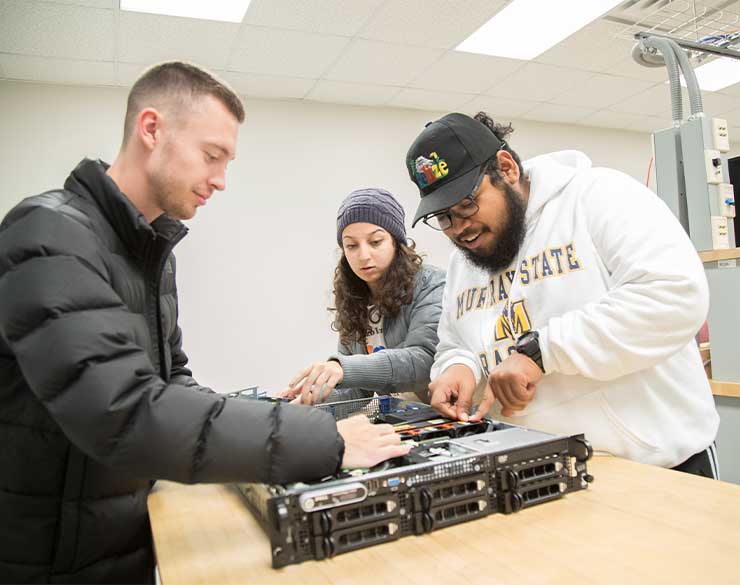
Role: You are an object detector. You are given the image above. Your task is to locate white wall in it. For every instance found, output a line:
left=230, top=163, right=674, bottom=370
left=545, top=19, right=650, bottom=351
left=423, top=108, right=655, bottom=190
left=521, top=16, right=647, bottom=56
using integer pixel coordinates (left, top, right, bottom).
left=0, top=80, right=656, bottom=393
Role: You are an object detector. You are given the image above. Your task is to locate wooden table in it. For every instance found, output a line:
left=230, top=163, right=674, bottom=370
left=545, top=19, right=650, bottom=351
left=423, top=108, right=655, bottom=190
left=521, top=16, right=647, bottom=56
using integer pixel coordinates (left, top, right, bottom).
left=149, top=456, right=740, bottom=585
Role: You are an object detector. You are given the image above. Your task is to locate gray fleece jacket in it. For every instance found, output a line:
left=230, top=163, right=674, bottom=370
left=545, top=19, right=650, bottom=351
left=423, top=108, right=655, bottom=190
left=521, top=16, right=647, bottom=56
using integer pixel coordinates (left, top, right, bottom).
left=328, top=264, right=445, bottom=401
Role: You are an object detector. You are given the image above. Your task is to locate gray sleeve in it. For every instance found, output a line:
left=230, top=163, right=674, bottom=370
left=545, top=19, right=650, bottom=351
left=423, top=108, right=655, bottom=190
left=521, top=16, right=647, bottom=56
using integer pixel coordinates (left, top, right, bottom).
left=325, top=387, right=374, bottom=401
left=325, top=341, right=373, bottom=402
left=330, top=266, right=445, bottom=395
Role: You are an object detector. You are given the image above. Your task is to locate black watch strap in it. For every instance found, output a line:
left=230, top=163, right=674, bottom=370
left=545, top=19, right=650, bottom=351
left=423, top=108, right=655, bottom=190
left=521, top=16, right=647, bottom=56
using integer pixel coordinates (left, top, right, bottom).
left=515, top=331, right=544, bottom=373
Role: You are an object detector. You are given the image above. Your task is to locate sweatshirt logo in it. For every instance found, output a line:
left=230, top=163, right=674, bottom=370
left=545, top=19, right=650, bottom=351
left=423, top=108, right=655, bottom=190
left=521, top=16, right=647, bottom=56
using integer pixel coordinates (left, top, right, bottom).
left=478, top=299, right=532, bottom=377
left=455, top=242, right=584, bottom=320
left=494, top=300, right=532, bottom=343
left=413, top=152, right=449, bottom=188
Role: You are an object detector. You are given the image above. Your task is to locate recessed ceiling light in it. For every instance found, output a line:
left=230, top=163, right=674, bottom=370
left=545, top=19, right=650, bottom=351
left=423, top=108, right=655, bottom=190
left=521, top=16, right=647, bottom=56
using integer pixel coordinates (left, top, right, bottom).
left=456, top=0, right=622, bottom=61
left=680, top=57, right=740, bottom=92
left=120, top=0, right=251, bottom=23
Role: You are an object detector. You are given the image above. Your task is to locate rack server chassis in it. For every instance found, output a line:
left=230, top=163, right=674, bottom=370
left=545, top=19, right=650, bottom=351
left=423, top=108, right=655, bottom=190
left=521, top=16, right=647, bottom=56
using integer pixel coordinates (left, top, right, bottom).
left=235, top=396, right=592, bottom=568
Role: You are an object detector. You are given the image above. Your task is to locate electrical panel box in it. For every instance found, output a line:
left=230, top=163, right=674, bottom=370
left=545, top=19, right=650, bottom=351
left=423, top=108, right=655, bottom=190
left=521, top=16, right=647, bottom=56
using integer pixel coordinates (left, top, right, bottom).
left=673, top=117, right=736, bottom=249
left=712, top=118, right=730, bottom=153
left=705, top=149, right=724, bottom=184
left=718, top=183, right=736, bottom=219
left=652, top=127, right=688, bottom=233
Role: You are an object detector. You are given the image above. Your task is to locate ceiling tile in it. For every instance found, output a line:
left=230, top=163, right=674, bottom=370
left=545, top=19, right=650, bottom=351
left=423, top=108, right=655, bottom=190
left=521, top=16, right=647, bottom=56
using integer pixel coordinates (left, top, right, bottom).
left=230, top=27, right=349, bottom=78
left=305, top=80, right=400, bottom=107
left=585, top=38, right=635, bottom=74
left=549, top=74, right=657, bottom=109
left=408, top=51, right=522, bottom=94
left=388, top=88, right=476, bottom=112
left=220, top=72, right=315, bottom=99
left=243, top=0, right=385, bottom=36
left=534, top=46, right=607, bottom=74
left=359, top=0, right=508, bottom=49
left=722, top=108, right=740, bottom=128
left=609, top=84, right=686, bottom=118
left=116, top=62, right=147, bottom=87
left=0, top=1, right=720, bottom=117
left=701, top=92, right=740, bottom=117
left=524, top=103, right=596, bottom=125
left=0, top=54, right=116, bottom=86
left=606, top=56, right=669, bottom=82
left=464, top=95, right=541, bottom=120
left=577, top=109, right=654, bottom=131
left=611, top=85, right=672, bottom=117
left=535, top=18, right=629, bottom=73
left=485, top=63, right=594, bottom=103
left=623, top=116, right=671, bottom=133
left=49, top=0, right=114, bottom=7
left=717, top=82, right=740, bottom=97
left=0, top=0, right=115, bottom=60
left=325, top=39, right=443, bottom=86
left=118, top=12, right=240, bottom=69
left=555, top=16, right=624, bottom=48
left=578, top=112, right=668, bottom=134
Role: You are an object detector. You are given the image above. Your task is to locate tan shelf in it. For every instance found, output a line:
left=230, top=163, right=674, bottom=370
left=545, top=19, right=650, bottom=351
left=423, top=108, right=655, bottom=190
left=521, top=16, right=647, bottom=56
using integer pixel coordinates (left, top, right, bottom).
left=710, top=379, right=740, bottom=398
left=699, top=248, right=740, bottom=263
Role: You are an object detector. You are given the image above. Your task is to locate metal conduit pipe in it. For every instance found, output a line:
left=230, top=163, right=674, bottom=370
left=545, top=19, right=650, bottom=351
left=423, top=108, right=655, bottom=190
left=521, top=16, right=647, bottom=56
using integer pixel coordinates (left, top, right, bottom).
left=666, top=37, right=704, bottom=116
left=640, top=36, right=683, bottom=125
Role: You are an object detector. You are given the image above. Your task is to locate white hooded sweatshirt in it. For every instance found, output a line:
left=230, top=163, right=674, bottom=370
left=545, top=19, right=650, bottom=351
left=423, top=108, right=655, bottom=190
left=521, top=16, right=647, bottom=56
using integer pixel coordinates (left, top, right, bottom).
left=432, top=150, right=719, bottom=467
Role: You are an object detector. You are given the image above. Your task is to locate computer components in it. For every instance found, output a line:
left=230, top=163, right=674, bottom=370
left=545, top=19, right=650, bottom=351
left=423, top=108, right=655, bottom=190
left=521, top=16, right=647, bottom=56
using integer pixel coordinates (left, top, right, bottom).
left=235, top=396, right=592, bottom=568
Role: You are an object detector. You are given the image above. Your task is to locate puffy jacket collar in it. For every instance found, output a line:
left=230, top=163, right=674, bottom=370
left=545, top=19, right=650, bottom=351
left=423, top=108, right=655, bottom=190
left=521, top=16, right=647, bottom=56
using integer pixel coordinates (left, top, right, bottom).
left=64, top=158, right=188, bottom=258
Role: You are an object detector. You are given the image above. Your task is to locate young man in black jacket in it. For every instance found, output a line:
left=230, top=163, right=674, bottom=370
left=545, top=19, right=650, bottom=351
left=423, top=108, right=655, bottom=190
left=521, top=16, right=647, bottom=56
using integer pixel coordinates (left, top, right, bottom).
left=0, top=62, right=409, bottom=584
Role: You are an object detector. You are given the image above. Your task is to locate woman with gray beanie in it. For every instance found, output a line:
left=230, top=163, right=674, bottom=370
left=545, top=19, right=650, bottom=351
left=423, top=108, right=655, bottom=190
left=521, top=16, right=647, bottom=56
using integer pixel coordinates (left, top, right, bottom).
left=280, top=188, right=445, bottom=405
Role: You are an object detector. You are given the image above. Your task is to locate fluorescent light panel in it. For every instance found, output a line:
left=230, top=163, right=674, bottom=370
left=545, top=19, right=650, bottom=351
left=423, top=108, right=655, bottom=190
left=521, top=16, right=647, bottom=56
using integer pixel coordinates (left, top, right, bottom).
left=456, top=0, right=622, bottom=61
left=120, top=0, right=251, bottom=23
left=680, top=57, right=740, bottom=92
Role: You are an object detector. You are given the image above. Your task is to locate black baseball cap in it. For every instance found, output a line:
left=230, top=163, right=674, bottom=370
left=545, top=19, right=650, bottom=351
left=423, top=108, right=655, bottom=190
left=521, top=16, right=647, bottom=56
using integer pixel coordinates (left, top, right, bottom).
left=406, top=113, right=503, bottom=227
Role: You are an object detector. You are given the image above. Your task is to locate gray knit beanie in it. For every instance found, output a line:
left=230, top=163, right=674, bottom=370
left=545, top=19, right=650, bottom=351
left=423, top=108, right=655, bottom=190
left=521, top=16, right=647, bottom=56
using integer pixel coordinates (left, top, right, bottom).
left=336, top=188, right=407, bottom=246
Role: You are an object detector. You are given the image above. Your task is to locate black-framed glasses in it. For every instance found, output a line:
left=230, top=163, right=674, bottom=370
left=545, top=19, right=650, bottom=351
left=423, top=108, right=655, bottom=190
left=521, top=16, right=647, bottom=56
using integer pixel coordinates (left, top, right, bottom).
left=420, top=146, right=504, bottom=231
left=421, top=170, right=486, bottom=231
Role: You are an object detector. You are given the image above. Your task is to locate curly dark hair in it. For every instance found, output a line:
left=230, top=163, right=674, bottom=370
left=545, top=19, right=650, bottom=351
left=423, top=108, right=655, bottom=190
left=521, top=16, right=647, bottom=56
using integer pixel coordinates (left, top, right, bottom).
left=331, top=239, right=422, bottom=345
left=473, top=111, right=527, bottom=185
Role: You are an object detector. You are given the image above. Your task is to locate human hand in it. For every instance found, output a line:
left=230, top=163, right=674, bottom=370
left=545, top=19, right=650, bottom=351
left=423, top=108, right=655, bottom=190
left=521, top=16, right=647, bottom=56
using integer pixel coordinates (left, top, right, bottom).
left=337, top=415, right=411, bottom=469
left=488, top=352, right=542, bottom=416
left=428, top=364, right=490, bottom=422
left=278, top=361, right=344, bottom=405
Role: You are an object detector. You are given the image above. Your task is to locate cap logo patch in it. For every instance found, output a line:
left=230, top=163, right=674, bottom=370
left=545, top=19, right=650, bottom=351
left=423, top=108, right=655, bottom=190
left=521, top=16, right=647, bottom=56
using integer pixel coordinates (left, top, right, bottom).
left=413, top=152, right=448, bottom=188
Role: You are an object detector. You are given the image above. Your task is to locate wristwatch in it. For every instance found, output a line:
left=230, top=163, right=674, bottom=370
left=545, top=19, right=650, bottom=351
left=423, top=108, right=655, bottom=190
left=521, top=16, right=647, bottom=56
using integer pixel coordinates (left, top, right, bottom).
left=515, top=330, right=544, bottom=373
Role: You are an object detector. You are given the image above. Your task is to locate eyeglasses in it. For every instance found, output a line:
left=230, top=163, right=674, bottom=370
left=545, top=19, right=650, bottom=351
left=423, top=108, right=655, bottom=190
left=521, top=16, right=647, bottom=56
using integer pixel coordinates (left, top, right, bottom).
left=421, top=170, right=486, bottom=231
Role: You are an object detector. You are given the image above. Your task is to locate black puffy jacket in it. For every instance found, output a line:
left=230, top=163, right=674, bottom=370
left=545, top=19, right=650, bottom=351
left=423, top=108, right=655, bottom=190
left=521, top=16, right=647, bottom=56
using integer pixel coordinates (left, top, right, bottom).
left=0, top=159, right=344, bottom=583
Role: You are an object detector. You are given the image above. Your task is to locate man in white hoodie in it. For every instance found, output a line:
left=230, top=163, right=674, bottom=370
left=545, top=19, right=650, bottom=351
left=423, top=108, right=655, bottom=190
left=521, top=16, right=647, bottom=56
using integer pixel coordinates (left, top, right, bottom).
left=406, top=112, right=720, bottom=477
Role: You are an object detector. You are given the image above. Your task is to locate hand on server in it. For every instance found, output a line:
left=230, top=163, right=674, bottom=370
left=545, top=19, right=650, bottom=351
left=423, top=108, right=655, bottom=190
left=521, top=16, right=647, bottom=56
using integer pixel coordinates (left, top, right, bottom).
left=337, top=415, right=411, bottom=469
left=279, top=360, right=344, bottom=405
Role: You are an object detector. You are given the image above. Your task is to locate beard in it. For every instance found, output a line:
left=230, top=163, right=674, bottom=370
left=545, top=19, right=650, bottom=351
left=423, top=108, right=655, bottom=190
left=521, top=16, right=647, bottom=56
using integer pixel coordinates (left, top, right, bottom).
left=151, top=176, right=194, bottom=221
left=149, top=142, right=197, bottom=221
left=454, top=180, right=527, bottom=273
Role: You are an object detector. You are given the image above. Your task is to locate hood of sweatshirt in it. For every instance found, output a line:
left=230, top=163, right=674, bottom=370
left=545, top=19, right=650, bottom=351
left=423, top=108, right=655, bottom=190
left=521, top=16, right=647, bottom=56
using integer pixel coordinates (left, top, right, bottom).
left=522, top=150, right=592, bottom=225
